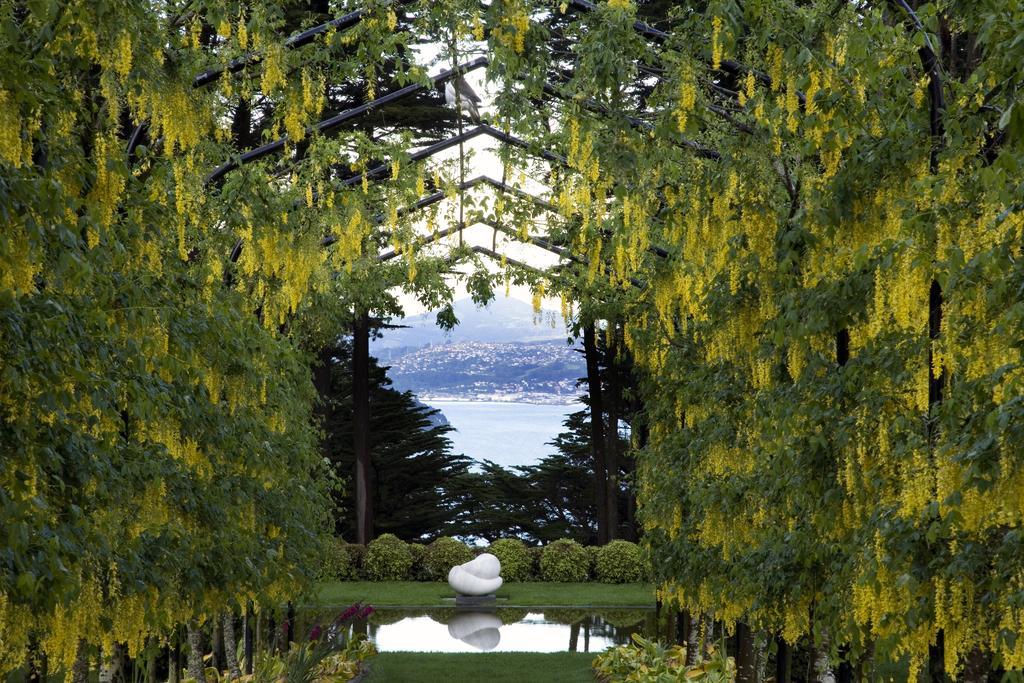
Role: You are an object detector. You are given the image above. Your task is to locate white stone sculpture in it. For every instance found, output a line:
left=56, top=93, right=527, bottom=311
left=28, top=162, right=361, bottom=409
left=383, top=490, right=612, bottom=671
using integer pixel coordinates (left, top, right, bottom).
left=447, top=553, right=503, bottom=596
left=447, top=612, right=502, bottom=651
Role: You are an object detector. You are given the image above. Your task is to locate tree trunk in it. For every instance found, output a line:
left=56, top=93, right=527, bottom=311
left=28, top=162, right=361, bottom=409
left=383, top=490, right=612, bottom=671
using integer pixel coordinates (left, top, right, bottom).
left=928, top=629, right=950, bottom=683
left=146, top=639, right=158, bottom=683
left=212, top=616, right=225, bottom=672
left=71, top=639, right=90, bottom=683
left=169, top=629, right=181, bottom=683
left=685, top=612, right=701, bottom=666
left=813, top=637, right=836, bottom=683
left=604, top=323, right=621, bottom=539
left=569, top=622, right=580, bottom=652
left=223, top=613, right=242, bottom=680
left=244, top=603, right=254, bottom=675
left=735, top=622, right=757, bottom=683
left=583, top=323, right=608, bottom=544
left=186, top=620, right=206, bottom=683
left=755, top=632, right=768, bottom=683
left=98, top=644, right=123, bottom=683
left=775, top=637, right=792, bottom=683
left=353, top=311, right=374, bottom=544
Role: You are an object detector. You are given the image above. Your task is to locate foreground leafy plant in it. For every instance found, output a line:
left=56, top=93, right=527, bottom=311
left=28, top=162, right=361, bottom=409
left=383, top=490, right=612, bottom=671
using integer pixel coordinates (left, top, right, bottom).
left=593, top=634, right=735, bottom=682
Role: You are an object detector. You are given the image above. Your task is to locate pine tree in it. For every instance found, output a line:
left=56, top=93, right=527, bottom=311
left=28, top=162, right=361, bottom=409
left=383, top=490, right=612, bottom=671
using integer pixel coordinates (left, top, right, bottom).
left=321, top=341, right=471, bottom=542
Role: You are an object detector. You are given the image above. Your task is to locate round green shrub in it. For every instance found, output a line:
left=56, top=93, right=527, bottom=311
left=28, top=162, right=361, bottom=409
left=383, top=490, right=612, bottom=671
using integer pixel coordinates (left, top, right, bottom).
left=423, top=536, right=473, bottom=580
left=526, top=546, right=543, bottom=581
left=543, top=609, right=587, bottom=625
left=595, top=540, right=647, bottom=583
left=540, top=539, right=589, bottom=582
left=342, top=543, right=367, bottom=579
left=488, top=539, right=531, bottom=582
left=316, top=537, right=355, bottom=581
left=363, top=534, right=413, bottom=580
left=408, top=542, right=429, bottom=581
left=496, top=608, right=529, bottom=625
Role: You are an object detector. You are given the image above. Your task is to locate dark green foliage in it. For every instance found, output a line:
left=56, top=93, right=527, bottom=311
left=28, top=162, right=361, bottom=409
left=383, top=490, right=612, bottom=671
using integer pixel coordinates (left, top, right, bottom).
left=540, top=540, right=590, bottom=582
left=363, top=534, right=413, bottom=581
left=595, top=541, right=647, bottom=584
left=422, top=537, right=474, bottom=581
left=488, top=539, right=532, bottom=582
left=445, top=408, right=631, bottom=544
left=321, top=341, right=471, bottom=542
left=408, top=543, right=428, bottom=581
left=317, top=538, right=356, bottom=582
left=340, top=544, right=367, bottom=580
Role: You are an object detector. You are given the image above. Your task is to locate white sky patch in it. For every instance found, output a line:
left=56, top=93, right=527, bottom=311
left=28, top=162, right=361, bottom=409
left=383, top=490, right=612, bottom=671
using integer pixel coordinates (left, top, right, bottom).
left=388, top=42, right=567, bottom=317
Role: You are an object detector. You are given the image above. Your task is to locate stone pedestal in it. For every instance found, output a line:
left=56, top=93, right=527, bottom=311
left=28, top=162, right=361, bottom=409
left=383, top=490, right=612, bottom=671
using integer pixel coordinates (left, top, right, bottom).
left=455, top=594, right=496, bottom=607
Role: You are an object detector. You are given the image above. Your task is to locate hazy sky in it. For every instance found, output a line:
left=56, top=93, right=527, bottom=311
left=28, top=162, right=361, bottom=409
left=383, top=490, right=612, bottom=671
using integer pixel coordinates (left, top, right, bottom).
left=391, top=42, right=566, bottom=317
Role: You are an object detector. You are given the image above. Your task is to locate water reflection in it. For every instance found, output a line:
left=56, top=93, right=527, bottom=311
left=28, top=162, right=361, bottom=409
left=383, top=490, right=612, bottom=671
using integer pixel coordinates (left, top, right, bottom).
left=447, top=612, right=503, bottom=650
left=296, top=608, right=654, bottom=654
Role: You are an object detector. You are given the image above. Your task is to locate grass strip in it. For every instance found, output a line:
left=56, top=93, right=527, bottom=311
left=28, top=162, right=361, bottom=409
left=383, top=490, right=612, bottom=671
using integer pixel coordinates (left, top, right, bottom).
left=364, top=652, right=596, bottom=682
left=313, top=581, right=655, bottom=607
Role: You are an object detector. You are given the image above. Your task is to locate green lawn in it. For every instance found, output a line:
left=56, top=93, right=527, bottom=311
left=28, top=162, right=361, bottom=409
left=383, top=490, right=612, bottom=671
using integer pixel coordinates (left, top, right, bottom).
left=314, top=581, right=655, bottom=607
left=364, top=652, right=595, bottom=682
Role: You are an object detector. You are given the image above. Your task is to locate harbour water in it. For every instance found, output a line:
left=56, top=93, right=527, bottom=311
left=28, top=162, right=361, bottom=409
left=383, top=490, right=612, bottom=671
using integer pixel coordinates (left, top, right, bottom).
left=425, top=400, right=579, bottom=468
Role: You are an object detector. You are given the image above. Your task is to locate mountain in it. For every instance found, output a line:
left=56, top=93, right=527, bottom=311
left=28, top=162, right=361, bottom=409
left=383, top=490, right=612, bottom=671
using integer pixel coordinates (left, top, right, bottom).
left=372, top=296, right=567, bottom=355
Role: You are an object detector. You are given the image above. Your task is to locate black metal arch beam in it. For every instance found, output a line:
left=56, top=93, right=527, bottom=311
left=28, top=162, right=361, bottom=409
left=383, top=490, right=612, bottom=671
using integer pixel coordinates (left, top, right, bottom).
left=206, top=57, right=490, bottom=187
left=377, top=211, right=644, bottom=290
left=127, top=0, right=419, bottom=157
left=367, top=173, right=557, bottom=237
left=336, top=123, right=567, bottom=189
left=538, top=81, right=720, bottom=160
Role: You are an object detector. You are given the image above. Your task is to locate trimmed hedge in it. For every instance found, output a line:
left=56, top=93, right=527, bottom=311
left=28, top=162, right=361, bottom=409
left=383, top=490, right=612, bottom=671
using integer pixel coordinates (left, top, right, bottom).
left=341, top=543, right=367, bottom=579
left=364, top=534, right=413, bottom=580
left=595, top=540, right=647, bottom=583
left=423, top=536, right=474, bottom=580
left=488, top=538, right=532, bottom=582
left=319, top=536, right=649, bottom=584
left=317, top=537, right=355, bottom=581
left=540, top=539, right=589, bottom=582
left=408, top=542, right=428, bottom=581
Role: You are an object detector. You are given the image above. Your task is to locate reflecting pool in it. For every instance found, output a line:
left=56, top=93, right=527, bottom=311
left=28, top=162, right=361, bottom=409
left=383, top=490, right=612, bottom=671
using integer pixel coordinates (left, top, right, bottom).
left=296, top=608, right=655, bottom=653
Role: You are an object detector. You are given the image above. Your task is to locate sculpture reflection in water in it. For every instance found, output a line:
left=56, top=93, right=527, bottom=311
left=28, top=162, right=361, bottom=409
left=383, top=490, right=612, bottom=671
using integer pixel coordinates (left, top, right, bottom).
left=447, top=611, right=503, bottom=651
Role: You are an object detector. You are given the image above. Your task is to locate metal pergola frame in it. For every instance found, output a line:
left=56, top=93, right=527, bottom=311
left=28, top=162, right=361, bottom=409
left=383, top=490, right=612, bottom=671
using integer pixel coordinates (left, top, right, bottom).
left=125, top=0, right=756, bottom=290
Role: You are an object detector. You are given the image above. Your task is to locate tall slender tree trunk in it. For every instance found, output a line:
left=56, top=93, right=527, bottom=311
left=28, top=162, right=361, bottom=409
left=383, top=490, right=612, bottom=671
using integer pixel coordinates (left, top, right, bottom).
left=244, top=603, right=254, bottom=675
left=71, top=639, right=90, bottom=683
left=353, top=311, right=374, bottom=544
left=186, top=620, right=206, bottom=683
left=685, top=613, right=701, bottom=666
left=604, top=323, right=621, bottom=539
left=222, top=613, right=242, bottom=680
left=99, top=644, right=123, bottom=683
left=212, top=617, right=225, bottom=672
left=569, top=622, right=580, bottom=652
left=735, top=622, right=757, bottom=683
left=775, top=637, right=792, bottom=683
left=168, top=630, right=180, bottom=683
left=813, top=634, right=836, bottom=683
left=146, top=639, right=158, bottom=683
left=583, top=323, right=608, bottom=544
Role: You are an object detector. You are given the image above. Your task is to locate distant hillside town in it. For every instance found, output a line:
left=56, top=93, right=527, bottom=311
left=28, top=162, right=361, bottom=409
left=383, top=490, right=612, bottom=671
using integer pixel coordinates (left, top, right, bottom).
left=372, top=297, right=584, bottom=405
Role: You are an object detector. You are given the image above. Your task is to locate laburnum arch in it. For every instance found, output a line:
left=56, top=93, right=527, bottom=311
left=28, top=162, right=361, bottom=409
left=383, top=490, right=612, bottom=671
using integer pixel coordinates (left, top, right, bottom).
left=2, top=1, right=1024, bottom=681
